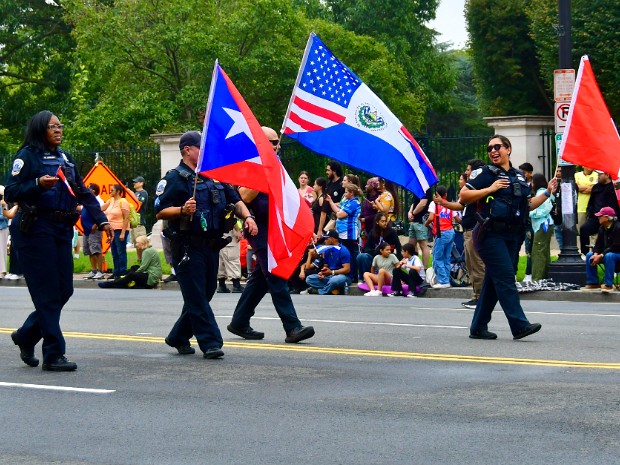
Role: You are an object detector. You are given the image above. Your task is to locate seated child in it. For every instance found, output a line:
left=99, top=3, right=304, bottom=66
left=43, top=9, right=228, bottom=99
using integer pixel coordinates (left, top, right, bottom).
left=362, top=242, right=399, bottom=296
left=388, top=243, right=426, bottom=297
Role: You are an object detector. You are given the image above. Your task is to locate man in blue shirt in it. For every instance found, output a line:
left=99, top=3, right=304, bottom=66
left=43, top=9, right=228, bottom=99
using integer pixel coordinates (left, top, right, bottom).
left=305, top=229, right=351, bottom=295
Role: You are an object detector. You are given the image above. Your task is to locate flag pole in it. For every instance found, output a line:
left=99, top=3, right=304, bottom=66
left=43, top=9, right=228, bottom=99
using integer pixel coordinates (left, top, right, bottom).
left=280, top=32, right=315, bottom=136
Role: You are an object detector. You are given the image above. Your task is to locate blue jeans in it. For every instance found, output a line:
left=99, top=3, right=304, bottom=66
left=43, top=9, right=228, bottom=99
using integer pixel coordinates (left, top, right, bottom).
left=586, top=251, right=620, bottom=286
left=433, top=228, right=454, bottom=285
left=306, top=273, right=351, bottom=295
left=111, top=229, right=129, bottom=277
left=357, top=253, right=373, bottom=279
left=471, top=229, right=530, bottom=337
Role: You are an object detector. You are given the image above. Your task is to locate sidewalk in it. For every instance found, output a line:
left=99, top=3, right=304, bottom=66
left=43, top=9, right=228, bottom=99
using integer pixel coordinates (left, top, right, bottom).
left=1, top=272, right=617, bottom=303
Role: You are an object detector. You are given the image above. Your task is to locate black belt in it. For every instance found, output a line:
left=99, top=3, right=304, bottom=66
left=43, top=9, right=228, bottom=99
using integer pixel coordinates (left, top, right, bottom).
left=172, top=232, right=231, bottom=250
left=38, top=209, right=80, bottom=224
left=488, top=220, right=525, bottom=234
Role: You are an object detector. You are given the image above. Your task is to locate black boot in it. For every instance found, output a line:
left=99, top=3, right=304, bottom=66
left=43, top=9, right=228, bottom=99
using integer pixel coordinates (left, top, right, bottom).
left=232, top=278, right=244, bottom=293
left=217, top=278, right=230, bottom=293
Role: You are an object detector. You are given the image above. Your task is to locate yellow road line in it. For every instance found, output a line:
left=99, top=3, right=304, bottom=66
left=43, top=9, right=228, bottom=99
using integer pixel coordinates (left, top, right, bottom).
left=2, top=328, right=619, bottom=370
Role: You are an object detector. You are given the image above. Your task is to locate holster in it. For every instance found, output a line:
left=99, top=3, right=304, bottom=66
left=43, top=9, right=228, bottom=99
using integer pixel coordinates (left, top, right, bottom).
left=19, top=203, right=38, bottom=232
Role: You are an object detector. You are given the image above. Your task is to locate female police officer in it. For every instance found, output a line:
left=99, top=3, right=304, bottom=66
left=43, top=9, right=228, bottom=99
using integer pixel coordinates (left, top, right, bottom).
left=6, top=111, right=113, bottom=371
left=459, top=135, right=557, bottom=340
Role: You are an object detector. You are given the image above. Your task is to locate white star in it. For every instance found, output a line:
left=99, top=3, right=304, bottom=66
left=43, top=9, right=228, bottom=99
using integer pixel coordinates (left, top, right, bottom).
left=222, top=108, right=255, bottom=143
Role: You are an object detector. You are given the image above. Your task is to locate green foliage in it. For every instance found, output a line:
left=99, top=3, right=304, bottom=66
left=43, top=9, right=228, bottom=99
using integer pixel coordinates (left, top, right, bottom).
left=0, top=0, right=75, bottom=153
left=466, top=0, right=552, bottom=116
left=527, top=0, right=620, bottom=118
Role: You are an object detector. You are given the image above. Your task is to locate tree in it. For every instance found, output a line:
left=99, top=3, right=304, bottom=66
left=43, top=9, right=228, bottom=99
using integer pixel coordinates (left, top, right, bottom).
left=61, top=0, right=420, bottom=147
left=527, top=0, right=620, bottom=118
left=466, top=0, right=552, bottom=116
left=0, top=0, right=74, bottom=153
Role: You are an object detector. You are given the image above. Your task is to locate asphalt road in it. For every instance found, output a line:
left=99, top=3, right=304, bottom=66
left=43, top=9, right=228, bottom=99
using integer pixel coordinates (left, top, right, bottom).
left=1, top=287, right=619, bottom=465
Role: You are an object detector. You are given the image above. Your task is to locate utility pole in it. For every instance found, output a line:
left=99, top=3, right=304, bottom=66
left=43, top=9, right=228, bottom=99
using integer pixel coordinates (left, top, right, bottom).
left=549, top=0, right=584, bottom=285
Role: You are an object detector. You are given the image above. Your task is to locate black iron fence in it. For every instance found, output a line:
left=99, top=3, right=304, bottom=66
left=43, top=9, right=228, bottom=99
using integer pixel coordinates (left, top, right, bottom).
left=1, top=146, right=161, bottom=229
left=2, top=130, right=558, bottom=231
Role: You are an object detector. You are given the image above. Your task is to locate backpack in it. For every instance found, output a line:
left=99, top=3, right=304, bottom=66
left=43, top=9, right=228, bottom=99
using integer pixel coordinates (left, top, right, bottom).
left=122, top=199, right=141, bottom=228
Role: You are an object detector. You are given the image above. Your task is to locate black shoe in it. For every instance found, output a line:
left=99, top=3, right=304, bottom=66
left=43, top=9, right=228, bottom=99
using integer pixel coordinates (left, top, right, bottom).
left=217, top=286, right=231, bottom=293
left=461, top=299, right=478, bottom=309
left=203, top=347, right=225, bottom=359
left=163, top=274, right=177, bottom=283
left=42, top=356, right=77, bottom=372
left=11, top=331, right=39, bottom=367
left=227, top=324, right=264, bottom=340
left=165, top=337, right=196, bottom=355
left=285, top=326, right=315, bottom=343
left=232, top=286, right=243, bottom=293
left=469, top=330, right=498, bottom=340
left=513, top=323, right=542, bottom=340
left=306, top=287, right=318, bottom=295
left=98, top=281, right=115, bottom=288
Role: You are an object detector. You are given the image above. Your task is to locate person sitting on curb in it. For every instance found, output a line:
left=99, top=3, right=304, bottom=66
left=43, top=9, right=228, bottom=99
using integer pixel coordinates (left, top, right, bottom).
left=388, top=243, right=426, bottom=297
left=583, top=206, right=620, bottom=293
left=305, top=229, right=351, bottom=295
left=98, top=235, right=162, bottom=289
left=362, top=242, right=399, bottom=297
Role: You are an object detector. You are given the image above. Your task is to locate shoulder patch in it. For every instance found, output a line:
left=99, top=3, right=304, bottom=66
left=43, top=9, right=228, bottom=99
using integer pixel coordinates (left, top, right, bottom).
left=469, top=168, right=482, bottom=180
left=155, top=180, right=167, bottom=196
left=516, top=174, right=525, bottom=182
left=11, top=159, right=24, bottom=176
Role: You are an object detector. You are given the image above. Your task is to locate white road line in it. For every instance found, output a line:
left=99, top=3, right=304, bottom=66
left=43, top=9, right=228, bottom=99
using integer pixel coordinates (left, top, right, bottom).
left=217, top=315, right=467, bottom=329
left=0, top=382, right=115, bottom=394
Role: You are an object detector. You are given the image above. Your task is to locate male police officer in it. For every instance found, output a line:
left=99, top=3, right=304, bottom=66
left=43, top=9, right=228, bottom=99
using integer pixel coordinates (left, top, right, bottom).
left=155, top=130, right=257, bottom=359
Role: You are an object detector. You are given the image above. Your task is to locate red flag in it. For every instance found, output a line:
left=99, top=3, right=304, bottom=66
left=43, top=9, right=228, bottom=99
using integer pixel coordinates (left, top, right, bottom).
left=197, top=62, right=314, bottom=279
left=56, top=166, right=76, bottom=197
left=559, top=55, right=620, bottom=179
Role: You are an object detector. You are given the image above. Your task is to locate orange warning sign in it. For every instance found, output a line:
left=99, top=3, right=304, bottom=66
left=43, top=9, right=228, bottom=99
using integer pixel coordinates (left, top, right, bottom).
left=76, top=161, right=142, bottom=254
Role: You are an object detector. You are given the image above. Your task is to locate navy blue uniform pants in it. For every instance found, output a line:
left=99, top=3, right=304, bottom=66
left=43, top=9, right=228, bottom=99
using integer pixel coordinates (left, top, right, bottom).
left=12, top=218, right=73, bottom=363
left=471, top=229, right=530, bottom=336
left=168, top=244, right=223, bottom=352
left=230, top=247, right=301, bottom=334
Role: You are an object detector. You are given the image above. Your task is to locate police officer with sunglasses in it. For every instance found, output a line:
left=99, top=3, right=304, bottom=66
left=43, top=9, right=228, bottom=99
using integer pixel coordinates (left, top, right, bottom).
left=459, top=135, right=557, bottom=341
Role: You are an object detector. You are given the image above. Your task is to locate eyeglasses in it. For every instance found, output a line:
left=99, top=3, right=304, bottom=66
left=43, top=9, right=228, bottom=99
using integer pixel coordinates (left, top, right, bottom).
left=269, top=139, right=279, bottom=147
left=486, top=143, right=506, bottom=153
left=47, top=124, right=65, bottom=131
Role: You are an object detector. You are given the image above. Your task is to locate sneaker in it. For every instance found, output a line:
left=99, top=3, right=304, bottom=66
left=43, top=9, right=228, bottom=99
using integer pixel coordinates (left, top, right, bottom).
left=364, top=290, right=381, bottom=296
left=523, top=274, right=532, bottom=283
left=405, top=294, right=417, bottom=298
left=84, top=271, right=96, bottom=279
left=387, top=291, right=404, bottom=297
left=9, top=274, right=23, bottom=280
left=3, top=273, right=14, bottom=280
left=93, top=271, right=105, bottom=280
left=461, top=299, right=478, bottom=309
left=299, top=289, right=310, bottom=295
left=601, top=285, right=615, bottom=293
left=432, top=283, right=451, bottom=289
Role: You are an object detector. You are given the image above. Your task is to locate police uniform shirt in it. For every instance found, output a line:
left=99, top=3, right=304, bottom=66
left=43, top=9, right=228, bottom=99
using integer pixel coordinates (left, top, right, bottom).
left=5, top=145, right=107, bottom=226
left=154, top=161, right=239, bottom=235
left=246, top=192, right=269, bottom=251
left=466, top=165, right=531, bottom=224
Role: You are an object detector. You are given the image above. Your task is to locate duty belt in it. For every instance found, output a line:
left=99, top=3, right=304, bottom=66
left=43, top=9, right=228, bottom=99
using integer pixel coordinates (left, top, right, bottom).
left=488, top=220, right=525, bottom=234
left=38, top=209, right=80, bottom=225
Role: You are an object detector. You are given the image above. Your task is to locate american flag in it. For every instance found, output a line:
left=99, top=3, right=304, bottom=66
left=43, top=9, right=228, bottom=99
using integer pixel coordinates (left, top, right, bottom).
left=284, top=37, right=361, bottom=134
left=282, top=33, right=438, bottom=198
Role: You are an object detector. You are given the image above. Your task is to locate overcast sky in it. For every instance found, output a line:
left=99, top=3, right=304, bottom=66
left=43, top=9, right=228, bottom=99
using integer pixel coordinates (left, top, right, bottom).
left=427, top=0, right=468, bottom=49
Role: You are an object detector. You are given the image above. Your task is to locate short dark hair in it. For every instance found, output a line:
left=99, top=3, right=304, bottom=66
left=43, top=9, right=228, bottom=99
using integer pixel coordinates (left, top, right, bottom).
left=402, top=243, right=416, bottom=255
left=436, top=185, right=448, bottom=198
left=327, top=160, right=343, bottom=177
left=467, top=159, right=485, bottom=170
left=20, top=110, right=54, bottom=152
left=88, top=183, right=100, bottom=195
left=519, top=162, right=534, bottom=173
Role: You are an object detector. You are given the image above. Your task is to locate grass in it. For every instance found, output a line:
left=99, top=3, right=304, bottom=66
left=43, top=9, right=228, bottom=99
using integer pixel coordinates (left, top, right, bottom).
left=71, top=250, right=172, bottom=275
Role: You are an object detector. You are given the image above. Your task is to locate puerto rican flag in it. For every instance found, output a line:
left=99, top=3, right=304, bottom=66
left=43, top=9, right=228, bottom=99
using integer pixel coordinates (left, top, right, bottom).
left=282, top=33, right=438, bottom=198
left=197, top=61, right=314, bottom=279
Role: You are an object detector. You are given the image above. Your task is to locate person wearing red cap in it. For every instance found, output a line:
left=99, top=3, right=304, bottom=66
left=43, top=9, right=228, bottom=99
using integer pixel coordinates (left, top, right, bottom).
left=579, top=171, right=620, bottom=255
left=583, top=206, right=620, bottom=292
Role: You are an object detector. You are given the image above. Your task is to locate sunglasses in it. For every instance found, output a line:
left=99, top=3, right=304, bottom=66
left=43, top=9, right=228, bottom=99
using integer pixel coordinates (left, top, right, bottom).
left=487, top=143, right=506, bottom=153
left=269, top=139, right=279, bottom=147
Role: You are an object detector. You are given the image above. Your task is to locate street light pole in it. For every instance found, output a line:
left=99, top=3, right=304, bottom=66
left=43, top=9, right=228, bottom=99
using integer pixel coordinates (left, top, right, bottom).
left=549, top=0, right=585, bottom=285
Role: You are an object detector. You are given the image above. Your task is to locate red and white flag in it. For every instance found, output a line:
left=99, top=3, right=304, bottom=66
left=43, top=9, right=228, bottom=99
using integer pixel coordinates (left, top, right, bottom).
left=56, top=166, right=76, bottom=197
left=559, top=55, right=620, bottom=179
left=197, top=62, right=314, bottom=279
